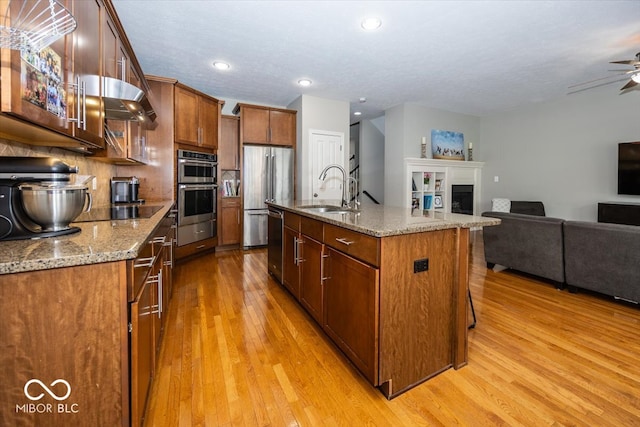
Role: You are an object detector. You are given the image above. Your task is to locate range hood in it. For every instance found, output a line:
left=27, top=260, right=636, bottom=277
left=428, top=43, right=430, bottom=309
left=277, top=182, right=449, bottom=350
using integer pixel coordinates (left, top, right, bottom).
left=85, top=76, right=156, bottom=123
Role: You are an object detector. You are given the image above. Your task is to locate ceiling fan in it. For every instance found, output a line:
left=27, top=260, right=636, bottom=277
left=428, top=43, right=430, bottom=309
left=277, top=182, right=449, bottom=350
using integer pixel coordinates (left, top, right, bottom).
left=568, top=51, right=640, bottom=95
left=609, top=52, right=640, bottom=91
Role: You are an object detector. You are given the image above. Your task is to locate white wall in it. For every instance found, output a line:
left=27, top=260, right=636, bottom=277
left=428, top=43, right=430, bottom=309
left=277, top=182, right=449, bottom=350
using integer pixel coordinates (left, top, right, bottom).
left=359, top=119, right=385, bottom=204
left=287, top=95, right=350, bottom=200
left=384, top=103, right=481, bottom=206
left=479, top=85, right=640, bottom=220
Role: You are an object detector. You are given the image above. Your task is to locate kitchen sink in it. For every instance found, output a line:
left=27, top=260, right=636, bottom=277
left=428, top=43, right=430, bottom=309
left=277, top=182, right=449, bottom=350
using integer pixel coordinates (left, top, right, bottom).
left=296, top=205, right=357, bottom=214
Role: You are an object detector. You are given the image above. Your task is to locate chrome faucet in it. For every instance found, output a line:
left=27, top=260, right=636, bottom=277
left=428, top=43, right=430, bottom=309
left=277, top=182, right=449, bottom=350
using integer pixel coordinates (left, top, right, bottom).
left=348, top=177, right=360, bottom=210
left=319, top=164, right=348, bottom=208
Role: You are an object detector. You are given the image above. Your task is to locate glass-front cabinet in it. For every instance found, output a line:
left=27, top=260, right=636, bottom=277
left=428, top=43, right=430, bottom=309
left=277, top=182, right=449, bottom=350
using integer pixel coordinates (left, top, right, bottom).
left=0, top=0, right=105, bottom=149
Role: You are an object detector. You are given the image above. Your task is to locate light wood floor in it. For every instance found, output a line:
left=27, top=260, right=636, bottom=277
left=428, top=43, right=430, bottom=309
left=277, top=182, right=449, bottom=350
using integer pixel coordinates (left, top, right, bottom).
left=144, top=231, right=640, bottom=426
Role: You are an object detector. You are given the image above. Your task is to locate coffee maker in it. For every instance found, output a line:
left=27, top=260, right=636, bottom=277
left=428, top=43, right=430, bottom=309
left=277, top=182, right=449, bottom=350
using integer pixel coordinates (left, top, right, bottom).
left=0, top=157, right=82, bottom=241
left=111, top=176, right=143, bottom=204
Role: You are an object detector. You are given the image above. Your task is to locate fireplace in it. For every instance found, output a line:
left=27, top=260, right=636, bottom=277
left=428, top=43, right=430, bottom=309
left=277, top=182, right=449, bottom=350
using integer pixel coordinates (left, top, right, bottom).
left=451, top=185, right=474, bottom=215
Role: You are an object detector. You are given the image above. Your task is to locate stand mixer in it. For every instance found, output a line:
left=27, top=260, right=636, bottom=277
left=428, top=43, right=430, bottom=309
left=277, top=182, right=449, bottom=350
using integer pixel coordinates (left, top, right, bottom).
left=0, top=157, right=88, bottom=241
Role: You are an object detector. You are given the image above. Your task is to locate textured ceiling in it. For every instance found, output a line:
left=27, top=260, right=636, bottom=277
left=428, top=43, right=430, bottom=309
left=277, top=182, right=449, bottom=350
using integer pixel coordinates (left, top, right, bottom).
left=111, top=1, right=640, bottom=121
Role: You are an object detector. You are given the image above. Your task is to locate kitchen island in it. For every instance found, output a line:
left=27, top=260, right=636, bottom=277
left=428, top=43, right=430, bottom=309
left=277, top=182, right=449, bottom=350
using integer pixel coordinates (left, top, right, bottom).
left=268, top=200, right=499, bottom=398
left=0, top=201, right=175, bottom=427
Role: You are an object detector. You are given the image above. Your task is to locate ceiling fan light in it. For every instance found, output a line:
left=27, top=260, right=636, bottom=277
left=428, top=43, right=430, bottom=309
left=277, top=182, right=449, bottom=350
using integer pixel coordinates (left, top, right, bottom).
left=213, top=61, right=230, bottom=70
left=632, top=73, right=640, bottom=84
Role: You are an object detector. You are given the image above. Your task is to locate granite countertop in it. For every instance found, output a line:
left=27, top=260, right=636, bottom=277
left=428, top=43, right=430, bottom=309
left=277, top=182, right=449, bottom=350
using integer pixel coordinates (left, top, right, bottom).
left=269, top=200, right=501, bottom=238
left=0, top=201, right=174, bottom=275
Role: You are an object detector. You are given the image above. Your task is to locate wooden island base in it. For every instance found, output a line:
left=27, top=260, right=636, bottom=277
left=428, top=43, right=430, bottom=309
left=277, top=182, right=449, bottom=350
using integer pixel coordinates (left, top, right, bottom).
left=272, top=202, right=488, bottom=399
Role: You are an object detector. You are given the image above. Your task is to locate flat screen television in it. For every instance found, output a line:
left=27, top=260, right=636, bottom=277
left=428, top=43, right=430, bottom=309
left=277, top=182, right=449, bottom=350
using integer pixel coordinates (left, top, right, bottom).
left=618, top=142, right=640, bottom=195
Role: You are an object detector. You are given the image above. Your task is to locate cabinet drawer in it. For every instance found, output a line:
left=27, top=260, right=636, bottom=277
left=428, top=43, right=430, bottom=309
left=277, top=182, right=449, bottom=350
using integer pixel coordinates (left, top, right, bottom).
left=300, top=216, right=323, bottom=241
left=284, top=211, right=301, bottom=231
left=221, top=197, right=241, bottom=208
left=324, top=224, right=380, bottom=267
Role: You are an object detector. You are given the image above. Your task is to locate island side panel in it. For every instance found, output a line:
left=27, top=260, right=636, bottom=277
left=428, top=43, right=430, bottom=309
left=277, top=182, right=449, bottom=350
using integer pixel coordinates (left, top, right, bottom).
left=378, top=228, right=457, bottom=398
left=0, top=262, right=128, bottom=427
left=454, top=227, right=470, bottom=368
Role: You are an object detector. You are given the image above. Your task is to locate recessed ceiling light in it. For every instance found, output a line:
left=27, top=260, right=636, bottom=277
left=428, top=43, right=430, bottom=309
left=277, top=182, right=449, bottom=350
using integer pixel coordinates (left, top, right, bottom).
left=298, top=79, right=312, bottom=87
left=354, top=111, right=362, bottom=116
left=361, top=17, right=382, bottom=31
left=212, top=61, right=230, bottom=70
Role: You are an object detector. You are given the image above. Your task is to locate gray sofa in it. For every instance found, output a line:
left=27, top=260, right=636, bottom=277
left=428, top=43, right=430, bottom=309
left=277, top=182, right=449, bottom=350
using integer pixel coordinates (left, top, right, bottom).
left=482, top=202, right=640, bottom=303
left=564, top=221, right=640, bottom=303
left=481, top=210, right=565, bottom=286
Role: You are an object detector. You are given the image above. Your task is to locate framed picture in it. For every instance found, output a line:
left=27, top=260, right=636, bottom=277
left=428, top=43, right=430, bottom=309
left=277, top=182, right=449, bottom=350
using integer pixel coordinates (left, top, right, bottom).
left=434, top=195, right=443, bottom=208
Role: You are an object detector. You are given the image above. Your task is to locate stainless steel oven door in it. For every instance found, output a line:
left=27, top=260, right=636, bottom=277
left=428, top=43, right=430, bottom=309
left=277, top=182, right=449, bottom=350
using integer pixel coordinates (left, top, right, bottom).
left=177, top=157, right=216, bottom=184
left=178, top=184, right=217, bottom=226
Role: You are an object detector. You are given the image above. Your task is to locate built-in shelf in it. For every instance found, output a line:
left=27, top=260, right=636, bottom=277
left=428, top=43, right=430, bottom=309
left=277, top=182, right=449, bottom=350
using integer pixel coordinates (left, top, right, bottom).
left=405, top=158, right=484, bottom=215
left=221, top=169, right=240, bottom=197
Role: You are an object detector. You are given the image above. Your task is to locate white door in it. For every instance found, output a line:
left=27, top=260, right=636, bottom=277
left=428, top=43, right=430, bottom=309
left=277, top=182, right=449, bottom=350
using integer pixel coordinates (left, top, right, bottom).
left=309, top=130, right=345, bottom=201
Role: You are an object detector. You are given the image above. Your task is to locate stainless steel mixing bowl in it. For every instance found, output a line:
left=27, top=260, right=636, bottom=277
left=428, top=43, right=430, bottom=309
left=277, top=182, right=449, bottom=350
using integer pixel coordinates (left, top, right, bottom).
left=19, top=183, right=92, bottom=231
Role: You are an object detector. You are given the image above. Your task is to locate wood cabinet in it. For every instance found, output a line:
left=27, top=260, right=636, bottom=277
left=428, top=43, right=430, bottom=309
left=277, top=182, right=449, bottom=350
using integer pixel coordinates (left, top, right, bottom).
left=234, top=103, right=296, bottom=146
left=323, top=247, right=379, bottom=384
left=218, top=115, right=241, bottom=248
left=299, top=235, right=324, bottom=324
left=129, top=211, right=174, bottom=426
left=175, top=84, right=219, bottom=150
left=219, top=115, right=240, bottom=169
left=283, top=224, right=301, bottom=298
left=219, top=197, right=241, bottom=246
left=0, top=0, right=105, bottom=149
left=69, top=0, right=104, bottom=148
left=280, top=211, right=379, bottom=383
left=95, top=12, right=149, bottom=164
left=130, top=262, right=155, bottom=427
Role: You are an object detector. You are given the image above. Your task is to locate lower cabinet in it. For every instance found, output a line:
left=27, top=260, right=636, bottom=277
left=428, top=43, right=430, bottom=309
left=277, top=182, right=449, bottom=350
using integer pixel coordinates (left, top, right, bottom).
left=299, top=236, right=324, bottom=324
left=129, top=211, right=175, bottom=426
left=130, top=272, right=155, bottom=427
left=219, top=197, right=241, bottom=246
left=282, top=225, right=301, bottom=298
left=323, top=247, right=379, bottom=384
left=281, top=211, right=380, bottom=385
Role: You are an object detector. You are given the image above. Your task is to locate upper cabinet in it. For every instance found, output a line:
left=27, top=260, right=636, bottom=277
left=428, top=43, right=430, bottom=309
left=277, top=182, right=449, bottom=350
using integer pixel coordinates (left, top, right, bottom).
left=233, top=103, right=296, bottom=147
left=94, top=9, right=149, bottom=164
left=175, top=84, right=220, bottom=150
left=219, top=115, right=240, bottom=170
left=0, top=0, right=104, bottom=149
left=69, top=0, right=104, bottom=148
left=0, top=0, right=152, bottom=153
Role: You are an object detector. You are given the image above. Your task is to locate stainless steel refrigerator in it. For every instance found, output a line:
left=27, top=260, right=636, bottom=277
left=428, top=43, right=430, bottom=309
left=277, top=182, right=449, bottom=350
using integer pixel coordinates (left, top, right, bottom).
left=243, top=145, right=294, bottom=247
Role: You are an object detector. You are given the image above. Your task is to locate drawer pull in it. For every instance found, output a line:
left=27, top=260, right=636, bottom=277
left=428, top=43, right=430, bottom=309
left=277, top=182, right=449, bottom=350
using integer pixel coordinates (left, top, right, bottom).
left=134, top=256, right=155, bottom=268
left=335, top=237, right=354, bottom=246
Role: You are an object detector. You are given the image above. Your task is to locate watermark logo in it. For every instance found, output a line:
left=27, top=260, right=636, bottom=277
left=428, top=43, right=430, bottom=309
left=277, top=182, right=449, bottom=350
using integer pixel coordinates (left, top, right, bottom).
left=24, top=379, right=71, bottom=401
left=15, top=378, right=79, bottom=415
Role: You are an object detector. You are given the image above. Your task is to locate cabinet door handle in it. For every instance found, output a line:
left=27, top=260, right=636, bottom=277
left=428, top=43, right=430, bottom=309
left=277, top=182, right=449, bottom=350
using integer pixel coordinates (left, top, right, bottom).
left=321, top=252, right=330, bottom=282
left=335, top=237, right=354, bottom=246
left=157, top=269, right=163, bottom=318
left=81, top=79, right=87, bottom=130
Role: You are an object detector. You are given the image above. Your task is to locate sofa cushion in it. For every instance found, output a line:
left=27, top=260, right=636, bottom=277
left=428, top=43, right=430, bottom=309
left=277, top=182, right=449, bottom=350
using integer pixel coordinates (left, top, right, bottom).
left=482, top=211, right=565, bottom=283
left=564, top=221, right=640, bottom=303
left=510, top=201, right=546, bottom=216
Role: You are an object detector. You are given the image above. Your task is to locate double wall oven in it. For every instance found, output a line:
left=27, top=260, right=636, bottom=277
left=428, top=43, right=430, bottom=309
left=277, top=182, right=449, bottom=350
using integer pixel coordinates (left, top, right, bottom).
left=177, top=149, right=217, bottom=246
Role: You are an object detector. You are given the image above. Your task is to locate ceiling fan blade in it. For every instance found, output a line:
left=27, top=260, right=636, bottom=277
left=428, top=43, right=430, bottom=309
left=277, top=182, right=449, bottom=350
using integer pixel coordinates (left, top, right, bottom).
left=610, top=59, right=640, bottom=65
left=567, top=76, right=629, bottom=95
left=620, top=79, right=638, bottom=91
left=568, top=74, right=629, bottom=88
